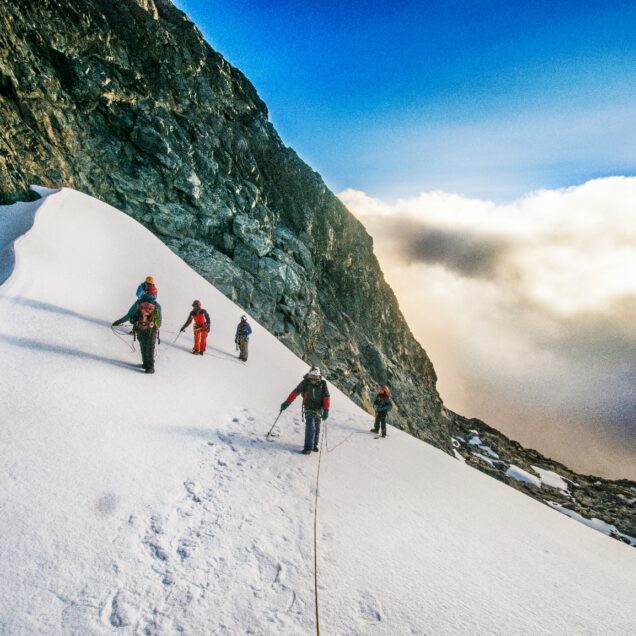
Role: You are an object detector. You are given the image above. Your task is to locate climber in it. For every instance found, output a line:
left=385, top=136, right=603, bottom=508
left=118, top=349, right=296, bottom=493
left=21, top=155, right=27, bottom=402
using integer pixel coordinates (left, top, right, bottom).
left=180, top=300, right=211, bottom=355
left=131, top=293, right=161, bottom=374
left=235, top=315, right=252, bottom=361
left=280, top=367, right=330, bottom=454
left=370, top=385, right=392, bottom=438
left=112, top=276, right=160, bottom=326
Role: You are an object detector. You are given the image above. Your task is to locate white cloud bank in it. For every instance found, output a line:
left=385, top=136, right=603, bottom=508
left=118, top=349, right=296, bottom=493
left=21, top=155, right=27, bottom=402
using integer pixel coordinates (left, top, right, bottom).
left=340, top=177, right=636, bottom=479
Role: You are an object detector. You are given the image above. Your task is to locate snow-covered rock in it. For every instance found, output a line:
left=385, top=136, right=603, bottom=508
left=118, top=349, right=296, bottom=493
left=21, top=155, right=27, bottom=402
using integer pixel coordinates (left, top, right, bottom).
left=531, top=465, right=571, bottom=493
left=506, top=465, right=542, bottom=488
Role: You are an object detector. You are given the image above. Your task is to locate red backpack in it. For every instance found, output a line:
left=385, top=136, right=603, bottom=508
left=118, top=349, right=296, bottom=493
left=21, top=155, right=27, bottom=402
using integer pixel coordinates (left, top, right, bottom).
left=136, top=301, right=157, bottom=330
left=145, top=283, right=158, bottom=297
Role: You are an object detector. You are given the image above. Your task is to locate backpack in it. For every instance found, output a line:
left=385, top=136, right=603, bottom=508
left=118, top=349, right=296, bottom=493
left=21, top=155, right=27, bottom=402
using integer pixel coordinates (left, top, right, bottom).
left=302, top=378, right=328, bottom=411
left=145, top=283, right=158, bottom=297
left=136, top=300, right=160, bottom=330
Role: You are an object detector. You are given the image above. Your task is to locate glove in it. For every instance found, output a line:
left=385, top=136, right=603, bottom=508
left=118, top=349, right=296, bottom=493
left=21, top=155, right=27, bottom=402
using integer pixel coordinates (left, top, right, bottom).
left=180, top=328, right=185, bottom=333
left=321, top=409, right=329, bottom=420
left=280, top=402, right=289, bottom=411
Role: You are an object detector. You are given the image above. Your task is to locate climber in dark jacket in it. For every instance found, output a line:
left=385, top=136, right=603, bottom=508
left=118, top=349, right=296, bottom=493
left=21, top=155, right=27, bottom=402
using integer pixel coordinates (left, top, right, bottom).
left=130, top=294, right=162, bottom=374
left=371, top=385, right=392, bottom=438
left=235, top=315, right=252, bottom=361
left=280, top=367, right=330, bottom=454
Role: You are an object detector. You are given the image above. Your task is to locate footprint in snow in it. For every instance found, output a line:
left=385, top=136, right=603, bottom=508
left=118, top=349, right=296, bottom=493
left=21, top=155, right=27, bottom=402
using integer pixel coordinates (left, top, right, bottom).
left=184, top=480, right=204, bottom=503
left=148, top=542, right=169, bottom=562
left=150, top=515, right=164, bottom=535
left=217, top=431, right=239, bottom=452
left=357, top=592, right=383, bottom=623
left=108, top=593, right=133, bottom=628
left=272, top=562, right=284, bottom=587
left=162, top=571, right=174, bottom=586
left=177, top=541, right=191, bottom=561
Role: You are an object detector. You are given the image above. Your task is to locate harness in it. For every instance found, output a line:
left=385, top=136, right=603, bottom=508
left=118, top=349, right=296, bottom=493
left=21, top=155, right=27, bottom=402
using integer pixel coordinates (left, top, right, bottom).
left=192, top=309, right=208, bottom=330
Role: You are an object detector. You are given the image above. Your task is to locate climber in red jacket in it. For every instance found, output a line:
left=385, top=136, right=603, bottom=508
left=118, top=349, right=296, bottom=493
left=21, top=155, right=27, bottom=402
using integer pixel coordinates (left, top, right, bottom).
left=280, top=367, right=330, bottom=454
left=180, top=300, right=211, bottom=355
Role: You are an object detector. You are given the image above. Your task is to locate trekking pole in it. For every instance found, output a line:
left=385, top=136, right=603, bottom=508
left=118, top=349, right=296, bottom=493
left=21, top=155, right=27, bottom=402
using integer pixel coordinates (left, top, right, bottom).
left=173, top=330, right=183, bottom=344
left=266, top=410, right=283, bottom=438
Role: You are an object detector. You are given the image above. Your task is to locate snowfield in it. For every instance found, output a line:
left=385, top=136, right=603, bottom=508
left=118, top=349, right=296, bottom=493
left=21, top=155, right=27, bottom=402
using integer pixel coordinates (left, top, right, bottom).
left=1, top=188, right=635, bottom=635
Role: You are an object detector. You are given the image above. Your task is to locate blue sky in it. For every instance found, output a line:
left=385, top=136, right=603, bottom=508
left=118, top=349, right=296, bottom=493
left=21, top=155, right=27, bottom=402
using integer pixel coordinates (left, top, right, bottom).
left=174, top=0, right=636, bottom=201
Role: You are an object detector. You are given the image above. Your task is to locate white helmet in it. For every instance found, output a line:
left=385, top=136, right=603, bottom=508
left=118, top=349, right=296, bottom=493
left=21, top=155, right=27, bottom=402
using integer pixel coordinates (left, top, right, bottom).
left=307, top=367, right=321, bottom=378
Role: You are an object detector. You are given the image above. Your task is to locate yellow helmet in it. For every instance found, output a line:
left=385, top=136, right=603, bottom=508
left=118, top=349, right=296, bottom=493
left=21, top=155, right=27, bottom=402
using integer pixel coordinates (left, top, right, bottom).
left=145, top=276, right=154, bottom=284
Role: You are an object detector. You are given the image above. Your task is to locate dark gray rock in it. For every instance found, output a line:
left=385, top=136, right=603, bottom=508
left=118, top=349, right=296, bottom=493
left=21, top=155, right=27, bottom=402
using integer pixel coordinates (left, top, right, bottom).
left=131, top=124, right=170, bottom=157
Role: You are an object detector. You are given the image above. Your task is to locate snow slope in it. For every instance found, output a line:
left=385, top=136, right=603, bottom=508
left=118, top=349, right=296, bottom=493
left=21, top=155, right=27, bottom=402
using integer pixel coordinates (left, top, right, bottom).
left=1, top=188, right=634, bottom=635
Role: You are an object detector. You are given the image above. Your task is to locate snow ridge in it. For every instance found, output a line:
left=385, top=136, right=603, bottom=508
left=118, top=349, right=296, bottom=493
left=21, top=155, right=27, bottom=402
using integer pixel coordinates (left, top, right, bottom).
left=0, top=187, right=53, bottom=284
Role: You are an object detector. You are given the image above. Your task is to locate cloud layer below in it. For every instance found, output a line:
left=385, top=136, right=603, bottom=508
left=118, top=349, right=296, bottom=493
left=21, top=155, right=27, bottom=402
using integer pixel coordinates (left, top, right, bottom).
left=341, top=177, right=636, bottom=479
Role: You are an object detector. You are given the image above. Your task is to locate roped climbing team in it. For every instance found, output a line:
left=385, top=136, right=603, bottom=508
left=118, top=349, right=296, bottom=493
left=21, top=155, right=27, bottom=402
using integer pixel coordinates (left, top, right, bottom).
left=111, top=276, right=393, bottom=452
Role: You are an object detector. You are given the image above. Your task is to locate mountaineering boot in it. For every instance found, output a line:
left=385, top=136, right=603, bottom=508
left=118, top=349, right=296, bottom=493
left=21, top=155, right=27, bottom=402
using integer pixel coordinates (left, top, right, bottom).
left=312, top=446, right=319, bottom=452
left=301, top=449, right=311, bottom=455
left=191, top=349, right=198, bottom=354
left=370, top=428, right=379, bottom=433
left=145, top=367, right=155, bottom=374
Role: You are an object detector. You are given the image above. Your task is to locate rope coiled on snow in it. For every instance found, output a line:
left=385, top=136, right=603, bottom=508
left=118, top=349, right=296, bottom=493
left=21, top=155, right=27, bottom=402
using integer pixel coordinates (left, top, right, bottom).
left=110, top=325, right=135, bottom=352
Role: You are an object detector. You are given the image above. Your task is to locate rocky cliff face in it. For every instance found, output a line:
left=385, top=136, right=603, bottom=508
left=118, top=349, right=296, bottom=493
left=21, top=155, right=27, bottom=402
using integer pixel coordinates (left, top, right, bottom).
left=0, top=0, right=444, bottom=443
left=1, top=0, right=633, bottom=542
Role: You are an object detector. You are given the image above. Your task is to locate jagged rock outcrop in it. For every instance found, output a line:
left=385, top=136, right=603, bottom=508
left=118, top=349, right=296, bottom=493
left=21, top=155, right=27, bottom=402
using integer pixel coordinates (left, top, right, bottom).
left=1, top=0, right=633, bottom=542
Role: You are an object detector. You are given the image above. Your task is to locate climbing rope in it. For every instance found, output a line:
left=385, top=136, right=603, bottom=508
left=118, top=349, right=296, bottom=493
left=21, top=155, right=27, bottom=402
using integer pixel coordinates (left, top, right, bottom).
left=311, top=420, right=369, bottom=635
left=312, top=423, right=325, bottom=636
left=324, top=422, right=368, bottom=454
left=110, top=325, right=135, bottom=352
left=270, top=413, right=371, bottom=635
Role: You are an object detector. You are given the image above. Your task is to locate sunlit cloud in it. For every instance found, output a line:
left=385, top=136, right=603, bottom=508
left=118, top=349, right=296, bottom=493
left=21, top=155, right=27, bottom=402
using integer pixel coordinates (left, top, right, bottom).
left=340, top=177, right=636, bottom=478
